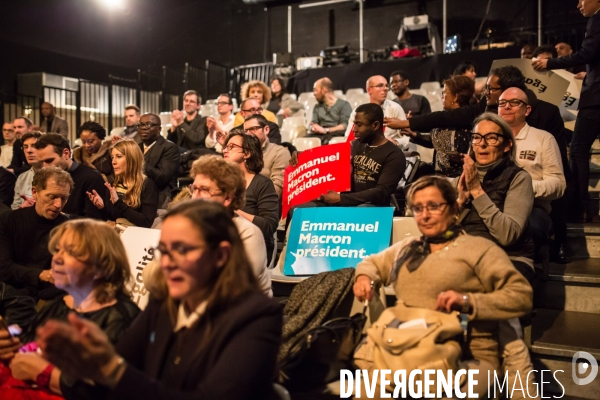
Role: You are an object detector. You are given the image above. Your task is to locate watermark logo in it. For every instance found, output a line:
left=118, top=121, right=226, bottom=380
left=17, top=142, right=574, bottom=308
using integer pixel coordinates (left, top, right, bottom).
left=572, top=351, right=598, bottom=386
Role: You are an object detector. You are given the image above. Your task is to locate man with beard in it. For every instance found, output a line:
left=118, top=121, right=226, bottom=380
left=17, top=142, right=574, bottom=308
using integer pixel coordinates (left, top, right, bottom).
left=390, top=70, right=431, bottom=117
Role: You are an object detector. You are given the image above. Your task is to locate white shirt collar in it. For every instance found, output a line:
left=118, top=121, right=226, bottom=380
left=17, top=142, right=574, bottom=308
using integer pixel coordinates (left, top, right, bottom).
left=173, top=301, right=208, bottom=332
left=515, top=123, right=530, bottom=140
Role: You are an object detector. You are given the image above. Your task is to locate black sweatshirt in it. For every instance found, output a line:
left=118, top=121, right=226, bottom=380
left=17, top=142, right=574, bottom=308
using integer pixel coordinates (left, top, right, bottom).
left=104, top=178, right=159, bottom=228
left=63, top=161, right=107, bottom=220
left=0, top=206, right=68, bottom=297
left=340, top=140, right=406, bottom=206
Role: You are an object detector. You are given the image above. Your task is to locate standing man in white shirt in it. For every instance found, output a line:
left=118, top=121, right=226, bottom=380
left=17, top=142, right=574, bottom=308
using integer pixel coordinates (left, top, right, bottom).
left=344, top=75, right=409, bottom=149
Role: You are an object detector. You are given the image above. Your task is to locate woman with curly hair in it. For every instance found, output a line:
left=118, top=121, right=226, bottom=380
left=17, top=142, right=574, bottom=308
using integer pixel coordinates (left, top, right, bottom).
left=233, top=80, right=278, bottom=126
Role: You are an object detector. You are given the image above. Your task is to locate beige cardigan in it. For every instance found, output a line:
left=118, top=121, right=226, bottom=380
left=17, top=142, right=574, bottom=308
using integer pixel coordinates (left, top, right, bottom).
left=355, top=234, right=532, bottom=368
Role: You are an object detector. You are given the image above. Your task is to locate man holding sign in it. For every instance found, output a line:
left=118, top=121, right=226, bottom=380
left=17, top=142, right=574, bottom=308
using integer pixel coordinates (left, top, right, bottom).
left=532, top=0, right=600, bottom=221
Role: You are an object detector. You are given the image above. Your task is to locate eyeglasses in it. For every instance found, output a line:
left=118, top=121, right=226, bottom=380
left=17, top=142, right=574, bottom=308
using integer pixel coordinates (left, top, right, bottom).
left=241, top=107, right=262, bottom=113
left=369, top=84, right=389, bottom=89
left=498, top=99, right=528, bottom=108
left=410, top=202, right=448, bottom=215
left=216, top=101, right=231, bottom=106
left=188, top=184, right=223, bottom=198
left=223, top=143, right=244, bottom=152
left=483, top=85, right=502, bottom=93
left=471, top=132, right=505, bottom=146
left=244, top=125, right=263, bottom=134
left=136, top=122, right=160, bottom=130
left=151, top=244, right=205, bottom=264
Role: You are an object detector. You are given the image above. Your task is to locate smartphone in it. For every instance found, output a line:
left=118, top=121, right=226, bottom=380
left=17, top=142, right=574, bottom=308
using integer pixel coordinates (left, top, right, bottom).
left=0, top=316, right=21, bottom=337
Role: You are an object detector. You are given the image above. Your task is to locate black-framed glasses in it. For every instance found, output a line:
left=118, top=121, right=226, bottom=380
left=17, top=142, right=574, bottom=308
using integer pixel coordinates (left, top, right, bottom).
left=241, top=107, right=262, bottom=113
left=244, top=125, right=263, bottom=134
left=410, top=202, right=448, bottom=215
left=369, top=84, right=389, bottom=89
left=223, top=143, right=244, bottom=152
left=483, top=85, right=502, bottom=93
left=216, top=101, right=231, bottom=106
left=188, top=184, right=223, bottom=198
left=471, top=132, right=505, bottom=146
left=498, top=99, right=528, bottom=108
left=150, top=244, right=205, bottom=264
left=136, top=122, right=160, bottom=130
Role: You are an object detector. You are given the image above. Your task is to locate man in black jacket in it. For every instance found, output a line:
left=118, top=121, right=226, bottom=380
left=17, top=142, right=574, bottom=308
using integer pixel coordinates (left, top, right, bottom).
left=167, top=90, right=209, bottom=151
left=232, top=98, right=281, bottom=144
left=7, top=116, right=34, bottom=177
left=138, top=113, right=180, bottom=206
left=533, top=0, right=600, bottom=221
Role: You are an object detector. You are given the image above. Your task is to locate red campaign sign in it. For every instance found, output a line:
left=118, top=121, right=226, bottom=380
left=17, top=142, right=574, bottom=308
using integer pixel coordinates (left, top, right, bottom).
left=282, top=142, right=352, bottom=217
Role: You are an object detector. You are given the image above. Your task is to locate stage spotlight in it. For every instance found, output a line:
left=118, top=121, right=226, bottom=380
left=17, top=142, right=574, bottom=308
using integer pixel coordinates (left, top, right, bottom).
left=98, top=0, right=125, bottom=10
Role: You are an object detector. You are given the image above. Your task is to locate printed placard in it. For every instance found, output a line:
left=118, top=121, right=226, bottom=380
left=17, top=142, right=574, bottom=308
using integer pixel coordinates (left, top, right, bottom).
left=283, top=207, right=394, bottom=276
left=282, top=142, right=352, bottom=217
left=489, top=58, right=569, bottom=107
left=120, top=227, right=161, bottom=310
left=553, top=68, right=582, bottom=116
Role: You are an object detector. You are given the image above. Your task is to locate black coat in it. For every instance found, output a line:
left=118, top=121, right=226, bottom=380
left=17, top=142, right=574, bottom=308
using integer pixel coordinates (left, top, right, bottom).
left=8, top=139, right=30, bottom=177
left=167, top=114, right=208, bottom=150
left=140, top=136, right=180, bottom=205
left=0, top=167, right=16, bottom=207
left=103, top=292, right=282, bottom=400
left=547, top=12, right=600, bottom=109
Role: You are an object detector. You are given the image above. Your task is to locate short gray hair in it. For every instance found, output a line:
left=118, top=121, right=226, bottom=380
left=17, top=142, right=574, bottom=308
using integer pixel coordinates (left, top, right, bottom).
left=472, top=112, right=517, bottom=160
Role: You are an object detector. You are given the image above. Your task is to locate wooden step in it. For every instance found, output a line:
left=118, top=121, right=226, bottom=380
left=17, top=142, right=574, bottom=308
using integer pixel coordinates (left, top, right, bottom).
left=545, top=258, right=600, bottom=284
left=566, top=223, right=600, bottom=259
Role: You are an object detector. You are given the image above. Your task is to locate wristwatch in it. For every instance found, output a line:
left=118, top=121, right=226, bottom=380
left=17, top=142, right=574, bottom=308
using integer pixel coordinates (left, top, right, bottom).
left=461, top=294, right=470, bottom=314
left=36, top=364, right=55, bottom=388
left=325, top=128, right=330, bottom=134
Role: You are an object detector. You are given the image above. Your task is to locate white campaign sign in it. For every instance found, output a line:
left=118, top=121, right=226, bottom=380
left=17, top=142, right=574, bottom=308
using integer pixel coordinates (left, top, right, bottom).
left=490, top=58, right=569, bottom=107
left=120, top=227, right=161, bottom=310
left=553, top=68, right=582, bottom=121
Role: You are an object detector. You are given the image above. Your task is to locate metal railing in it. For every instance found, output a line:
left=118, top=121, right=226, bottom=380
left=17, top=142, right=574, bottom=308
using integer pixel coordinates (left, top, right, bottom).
left=231, top=62, right=275, bottom=100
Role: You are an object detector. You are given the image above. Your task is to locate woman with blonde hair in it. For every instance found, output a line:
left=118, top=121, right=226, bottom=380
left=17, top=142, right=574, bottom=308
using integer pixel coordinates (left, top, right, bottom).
left=233, top=80, right=278, bottom=126
left=1, top=219, right=139, bottom=396
left=87, top=139, right=158, bottom=228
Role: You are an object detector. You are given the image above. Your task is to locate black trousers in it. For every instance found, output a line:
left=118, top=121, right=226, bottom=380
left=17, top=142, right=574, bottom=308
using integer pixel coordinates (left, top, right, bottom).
left=570, top=106, right=600, bottom=211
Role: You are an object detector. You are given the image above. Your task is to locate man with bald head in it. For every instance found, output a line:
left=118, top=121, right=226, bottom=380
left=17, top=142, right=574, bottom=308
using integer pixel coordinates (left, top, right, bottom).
left=137, top=113, right=180, bottom=205
left=344, top=75, right=408, bottom=148
left=499, top=87, right=566, bottom=258
left=306, top=77, right=352, bottom=144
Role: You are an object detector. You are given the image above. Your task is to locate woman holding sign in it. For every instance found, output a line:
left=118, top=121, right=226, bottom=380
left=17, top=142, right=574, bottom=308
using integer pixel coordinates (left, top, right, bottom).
left=0, top=219, right=139, bottom=397
left=353, top=175, right=533, bottom=396
left=223, top=130, right=279, bottom=259
left=34, top=201, right=282, bottom=400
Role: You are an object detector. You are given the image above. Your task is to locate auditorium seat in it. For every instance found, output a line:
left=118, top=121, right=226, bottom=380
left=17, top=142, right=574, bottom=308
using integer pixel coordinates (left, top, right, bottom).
left=293, top=137, right=321, bottom=151
left=288, top=93, right=297, bottom=101
left=200, top=103, right=216, bottom=117
left=334, top=90, right=345, bottom=99
left=347, top=93, right=370, bottom=109
left=281, top=116, right=307, bottom=143
left=304, top=97, right=318, bottom=125
left=387, top=90, right=396, bottom=100
left=429, top=100, right=444, bottom=112
left=420, top=81, right=441, bottom=94
left=298, top=92, right=315, bottom=105
left=110, top=127, right=124, bottom=137
left=345, top=88, right=364, bottom=98
left=231, top=98, right=239, bottom=112
left=410, top=88, right=427, bottom=97
left=159, top=112, right=171, bottom=126
left=328, top=136, right=347, bottom=145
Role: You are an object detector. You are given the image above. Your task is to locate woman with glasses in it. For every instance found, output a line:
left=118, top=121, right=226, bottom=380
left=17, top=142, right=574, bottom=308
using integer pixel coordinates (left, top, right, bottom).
left=1, top=219, right=139, bottom=397
left=455, top=112, right=535, bottom=285
left=353, top=175, right=533, bottom=396
left=35, top=201, right=282, bottom=399
left=73, top=121, right=113, bottom=181
left=223, top=130, right=279, bottom=258
left=404, top=75, right=475, bottom=177
left=233, top=80, right=278, bottom=127
left=267, top=77, right=303, bottom=117
left=87, top=139, right=159, bottom=228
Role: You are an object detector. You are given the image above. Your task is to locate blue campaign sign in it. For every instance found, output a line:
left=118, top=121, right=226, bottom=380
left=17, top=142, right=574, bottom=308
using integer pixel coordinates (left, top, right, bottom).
left=283, top=207, right=394, bottom=276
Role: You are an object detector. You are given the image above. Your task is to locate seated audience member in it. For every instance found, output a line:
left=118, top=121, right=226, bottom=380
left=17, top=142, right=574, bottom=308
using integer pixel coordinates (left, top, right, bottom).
left=267, top=77, right=303, bottom=117
left=8, top=117, right=34, bottom=177
left=39, top=102, right=69, bottom=139
left=0, top=167, right=72, bottom=329
left=2, top=219, right=140, bottom=396
left=521, top=44, right=535, bottom=59
left=232, top=98, right=281, bottom=144
left=11, top=132, right=42, bottom=209
left=205, top=93, right=235, bottom=153
left=1, top=122, right=15, bottom=168
left=187, top=156, right=272, bottom=296
left=119, top=104, right=142, bottom=143
left=223, top=130, right=279, bottom=258
left=0, top=166, right=16, bottom=209
left=344, top=75, right=408, bottom=148
left=498, top=88, right=566, bottom=251
left=305, top=77, right=352, bottom=145
left=386, top=66, right=567, bottom=157
left=233, top=80, right=278, bottom=126
left=36, top=201, right=282, bottom=400
left=35, top=133, right=107, bottom=219
left=404, top=75, right=475, bottom=177
left=453, top=60, right=485, bottom=97
left=532, top=44, right=558, bottom=60
left=87, top=139, right=158, bottom=228
left=167, top=90, right=209, bottom=151
left=555, top=42, right=586, bottom=75
left=243, top=114, right=291, bottom=197
left=354, top=176, right=533, bottom=397
left=136, top=113, right=180, bottom=206
left=389, top=70, right=431, bottom=117
left=453, top=113, right=535, bottom=285
left=73, top=121, right=113, bottom=180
